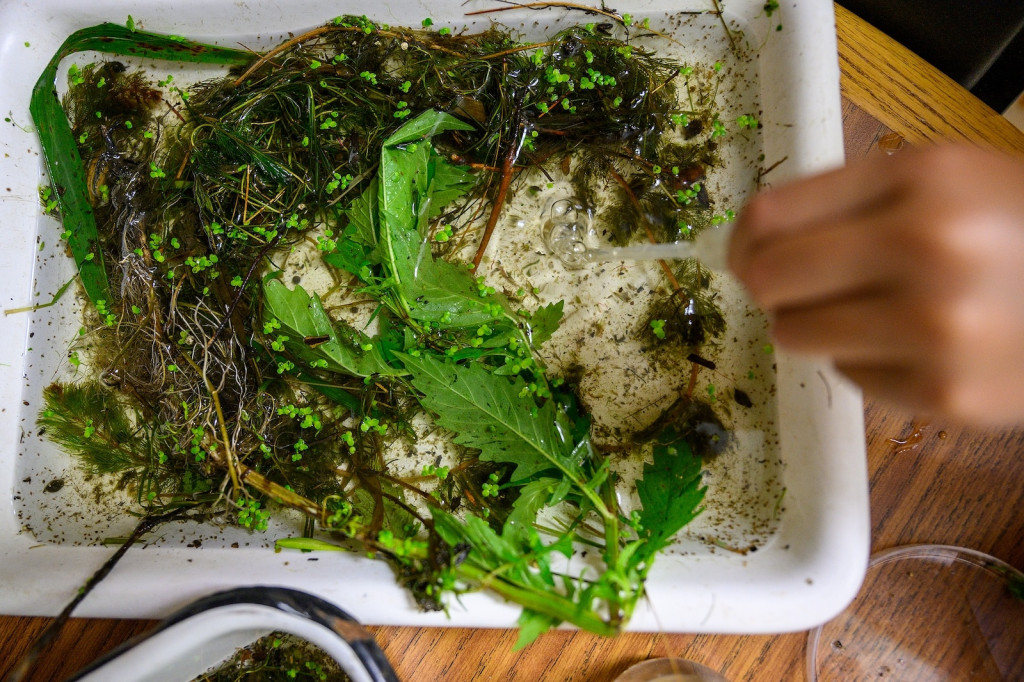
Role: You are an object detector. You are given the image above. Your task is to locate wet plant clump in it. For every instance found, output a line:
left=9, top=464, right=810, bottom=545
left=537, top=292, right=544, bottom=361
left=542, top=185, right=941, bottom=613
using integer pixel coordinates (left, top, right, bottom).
left=33, top=12, right=757, bottom=644
left=193, top=633, right=348, bottom=682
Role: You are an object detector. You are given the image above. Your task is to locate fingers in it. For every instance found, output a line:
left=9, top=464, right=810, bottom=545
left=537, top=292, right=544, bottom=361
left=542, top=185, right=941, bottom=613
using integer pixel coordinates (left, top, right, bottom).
left=726, top=145, right=1024, bottom=424
left=770, top=293, right=914, bottom=364
left=735, top=214, right=897, bottom=310
left=729, top=152, right=902, bottom=273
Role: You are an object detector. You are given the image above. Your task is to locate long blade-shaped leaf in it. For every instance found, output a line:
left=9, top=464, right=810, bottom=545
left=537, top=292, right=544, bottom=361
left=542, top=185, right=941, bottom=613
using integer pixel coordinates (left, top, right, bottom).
left=371, top=110, right=504, bottom=328
left=504, top=477, right=564, bottom=544
left=30, top=24, right=252, bottom=306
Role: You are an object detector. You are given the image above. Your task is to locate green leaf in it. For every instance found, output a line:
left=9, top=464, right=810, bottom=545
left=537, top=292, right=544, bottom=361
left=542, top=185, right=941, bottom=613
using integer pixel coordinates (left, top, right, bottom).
left=636, top=429, right=706, bottom=561
left=345, top=179, right=380, bottom=246
left=432, top=509, right=615, bottom=637
left=30, top=23, right=251, bottom=307
left=382, top=109, right=474, bottom=147
left=433, top=509, right=556, bottom=589
left=372, top=111, right=503, bottom=328
left=263, top=280, right=400, bottom=377
left=480, top=329, right=515, bottom=349
left=528, top=301, right=564, bottom=349
left=426, top=160, right=476, bottom=219
left=400, top=354, right=581, bottom=481
left=387, top=224, right=503, bottom=327
left=294, top=370, right=361, bottom=414
left=378, top=112, right=473, bottom=236
left=380, top=141, right=431, bottom=236
left=504, top=477, right=563, bottom=544
left=515, top=608, right=559, bottom=649
left=442, top=510, right=521, bottom=565
left=323, top=224, right=373, bottom=278
left=349, top=485, right=419, bottom=539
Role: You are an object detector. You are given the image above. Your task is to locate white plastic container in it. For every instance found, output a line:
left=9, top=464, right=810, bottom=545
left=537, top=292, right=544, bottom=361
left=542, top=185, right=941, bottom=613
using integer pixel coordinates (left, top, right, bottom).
left=70, top=586, right=399, bottom=682
left=0, top=0, right=867, bottom=634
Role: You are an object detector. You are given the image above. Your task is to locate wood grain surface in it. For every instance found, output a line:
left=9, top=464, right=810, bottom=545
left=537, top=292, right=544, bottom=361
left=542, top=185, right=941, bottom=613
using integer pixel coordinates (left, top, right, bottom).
left=4, top=6, right=1024, bottom=681
left=834, top=4, right=1024, bottom=156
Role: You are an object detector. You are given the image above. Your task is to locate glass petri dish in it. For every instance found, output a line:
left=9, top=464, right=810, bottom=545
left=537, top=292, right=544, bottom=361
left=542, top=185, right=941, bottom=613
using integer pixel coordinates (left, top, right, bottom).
left=807, top=544, right=1024, bottom=681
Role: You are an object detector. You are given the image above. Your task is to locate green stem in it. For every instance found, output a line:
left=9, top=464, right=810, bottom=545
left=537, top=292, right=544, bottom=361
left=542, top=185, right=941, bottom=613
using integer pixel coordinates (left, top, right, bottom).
left=601, top=474, right=623, bottom=627
left=456, top=563, right=616, bottom=636
left=533, top=523, right=604, bottom=549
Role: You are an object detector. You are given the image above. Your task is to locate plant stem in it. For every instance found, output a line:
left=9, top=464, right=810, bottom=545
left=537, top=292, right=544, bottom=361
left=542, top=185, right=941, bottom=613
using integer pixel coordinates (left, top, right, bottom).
left=232, top=24, right=466, bottom=88
left=711, top=0, right=739, bottom=54
left=5, top=508, right=190, bottom=682
left=456, top=563, right=617, bottom=636
left=472, top=118, right=522, bottom=270
left=601, top=474, right=623, bottom=628
left=465, top=2, right=623, bottom=24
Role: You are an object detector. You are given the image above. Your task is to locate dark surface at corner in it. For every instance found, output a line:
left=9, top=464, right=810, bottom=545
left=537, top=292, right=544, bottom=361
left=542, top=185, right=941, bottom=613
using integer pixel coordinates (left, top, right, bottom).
left=838, top=0, right=1024, bottom=110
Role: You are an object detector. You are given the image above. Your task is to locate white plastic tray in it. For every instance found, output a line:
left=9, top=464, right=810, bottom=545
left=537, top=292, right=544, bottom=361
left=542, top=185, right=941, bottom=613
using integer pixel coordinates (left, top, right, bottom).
left=0, top=0, right=868, bottom=633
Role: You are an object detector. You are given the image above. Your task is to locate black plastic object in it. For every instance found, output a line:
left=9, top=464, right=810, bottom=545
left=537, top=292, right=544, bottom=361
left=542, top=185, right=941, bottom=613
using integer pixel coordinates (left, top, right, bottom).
left=838, top=0, right=1024, bottom=111
left=66, top=586, right=400, bottom=682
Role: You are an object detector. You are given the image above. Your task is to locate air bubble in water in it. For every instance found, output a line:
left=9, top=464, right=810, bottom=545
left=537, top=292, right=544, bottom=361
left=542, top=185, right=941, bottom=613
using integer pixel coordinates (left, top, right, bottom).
left=541, top=197, right=593, bottom=269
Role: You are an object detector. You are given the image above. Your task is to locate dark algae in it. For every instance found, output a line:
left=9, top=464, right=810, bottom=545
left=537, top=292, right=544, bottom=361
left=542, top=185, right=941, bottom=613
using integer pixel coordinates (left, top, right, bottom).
left=192, top=634, right=348, bottom=682
left=33, top=12, right=757, bottom=645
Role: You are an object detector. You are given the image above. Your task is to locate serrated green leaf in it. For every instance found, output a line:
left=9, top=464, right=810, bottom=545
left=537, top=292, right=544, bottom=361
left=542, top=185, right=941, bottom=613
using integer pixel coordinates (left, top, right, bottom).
left=426, top=160, right=476, bottom=218
left=345, top=178, right=379, bottom=246
left=263, top=280, right=400, bottom=377
left=504, top=477, right=562, bottom=544
left=323, top=224, right=373, bottom=278
left=349, top=485, right=419, bottom=538
left=447, top=346, right=506, bottom=363
left=481, top=330, right=515, bottom=349
left=430, top=507, right=466, bottom=548
left=432, top=509, right=522, bottom=574
left=379, top=111, right=473, bottom=237
left=432, top=508, right=614, bottom=637
left=528, top=301, right=564, bottom=349
left=298, top=372, right=361, bottom=413
left=433, top=509, right=561, bottom=587
left=380, top=142, right=431, bottom=236
left=376, top=313, right=406, bottom=360
left=401, top=354, right=580, bottom=481
left=636, top=429, right=706, bottom=560
left=387, top=224, right=503, bottom=327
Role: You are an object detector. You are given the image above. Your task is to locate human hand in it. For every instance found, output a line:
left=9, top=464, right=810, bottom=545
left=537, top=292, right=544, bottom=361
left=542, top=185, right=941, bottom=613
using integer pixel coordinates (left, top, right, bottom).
left=729, top=145, right=1024, bottom=425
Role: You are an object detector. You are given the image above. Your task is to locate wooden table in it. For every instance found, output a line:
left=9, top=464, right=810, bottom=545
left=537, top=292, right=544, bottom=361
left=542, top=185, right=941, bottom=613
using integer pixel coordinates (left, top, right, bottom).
left=4, top=6, right=1024, bottom=681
